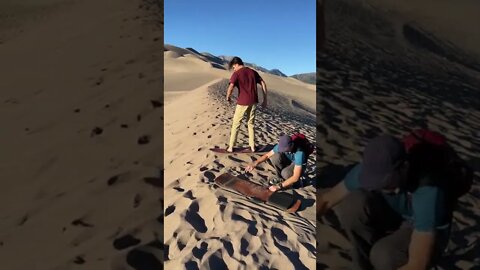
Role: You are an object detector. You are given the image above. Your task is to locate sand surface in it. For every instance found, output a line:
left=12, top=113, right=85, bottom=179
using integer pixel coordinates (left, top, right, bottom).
left=317, top=0, right=480, bottom=269
left=0, top=0, right=164, bottom=269
left=164, top=46, right=317, bottom=269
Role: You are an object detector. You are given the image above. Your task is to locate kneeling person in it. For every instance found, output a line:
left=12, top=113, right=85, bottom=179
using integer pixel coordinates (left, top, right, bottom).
left=245, top=135, right=309, bottom=192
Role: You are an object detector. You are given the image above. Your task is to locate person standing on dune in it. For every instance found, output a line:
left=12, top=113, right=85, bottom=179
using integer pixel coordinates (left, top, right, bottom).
left=226, top=56, right=268, bottom=153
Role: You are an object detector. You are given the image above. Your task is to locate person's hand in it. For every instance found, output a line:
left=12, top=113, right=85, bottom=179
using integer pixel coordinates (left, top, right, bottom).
left=227, top=96, right=232, bottom=104
left=269, top=185, right=280, bottom=192
left=245, top=162, right=256, bottom=172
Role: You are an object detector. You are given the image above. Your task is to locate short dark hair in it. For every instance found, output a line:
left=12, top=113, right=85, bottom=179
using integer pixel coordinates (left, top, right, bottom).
left=228, top=56, right=243, bottom=70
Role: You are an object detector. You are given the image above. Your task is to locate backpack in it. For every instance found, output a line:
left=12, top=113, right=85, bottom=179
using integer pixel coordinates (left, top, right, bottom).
left=291, top=133, right=315, bottom=157
left=402, top=129, right=473, bottom=200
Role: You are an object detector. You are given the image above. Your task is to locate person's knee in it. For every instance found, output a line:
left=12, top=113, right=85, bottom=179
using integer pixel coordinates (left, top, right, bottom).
left=231, top=119, right=242, bottom=129
left=270, top=153, right=282, bottom=164
left=370, top=241, right=405, bottom=270
left=281, top=168, right=293, bottom=180
left=337, top=190, right=369, bottom=228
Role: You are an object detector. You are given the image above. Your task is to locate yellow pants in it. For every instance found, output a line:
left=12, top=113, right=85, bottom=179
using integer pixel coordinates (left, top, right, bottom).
left=228, top=104, right=257, bottom=149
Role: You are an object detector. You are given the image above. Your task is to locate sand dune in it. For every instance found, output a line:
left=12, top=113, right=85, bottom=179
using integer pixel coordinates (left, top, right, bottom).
left=317, top=0, right=480, bottom=269
left=353, top=0, right=480, bottom=60
left=0, top=0, right=164, bottom=269
left=164, top=44, right=315, bottom=105
left=164, top=46, right=317, bottom=268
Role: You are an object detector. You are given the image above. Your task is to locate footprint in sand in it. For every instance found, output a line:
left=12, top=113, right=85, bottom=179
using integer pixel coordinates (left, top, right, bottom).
left=17, top=215, right=28, bottom=226
left=126, top=249, right=162, bottom=269
left=227, top=156, right=245, bottom=163
left=113, top=234, right=141, bottom=250
left=71, top=218, right=94, bottom=228
left=94, top=77, right=104, bottom=86
left=150, top=100, right=162, bottom=108
left=185, top=261, right=199, bottom=269
left=73, top=255, right=86, bottom=265
left=222, top=240, right=234, bottom=257
left=165, top=205, right=175, bottom=216
left=185, top=202, right=208, bottom=233
left=107, top=175, right=120, bottom=186
left=192, top=242, right=209, bottom=260
left=90, top=127, right=103, bottom=137
left=173, top=186, right=185, bottom=192
left=137, top=135, right=150, bottom=145
left=207, top=253, right=228, bottom=269
left=143, top=177, right=162, bottom=188
left=213, top=160, right=225, bottom=169
left=183, top=190, right=196, bottom=200
left=240, top=238, right=250, bottom=256
left=199, top=171, right=215, bottom=183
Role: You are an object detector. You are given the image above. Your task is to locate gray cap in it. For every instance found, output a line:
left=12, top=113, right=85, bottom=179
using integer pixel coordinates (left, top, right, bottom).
left=359, top=135, right=406, bottom=190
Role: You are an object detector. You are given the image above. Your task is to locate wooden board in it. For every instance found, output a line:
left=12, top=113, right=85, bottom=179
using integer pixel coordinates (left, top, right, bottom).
left=214, top=173, right=301, bottom=212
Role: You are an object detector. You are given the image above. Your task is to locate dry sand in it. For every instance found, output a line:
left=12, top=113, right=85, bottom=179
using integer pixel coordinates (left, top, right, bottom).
left=0, top=0, right=164, bottom=269
left=317, top=0, right=480, bottom=269
left=164, top=45, right=317, bottom=269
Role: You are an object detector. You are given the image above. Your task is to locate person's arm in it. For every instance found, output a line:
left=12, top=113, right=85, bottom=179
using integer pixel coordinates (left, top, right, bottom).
left=226, top=83, right=235, bottom=102
left=317, top=181, right=350, bottom=218
left=398, top=231, right=435, bottom=270
left=399, top=186, right=442, bottom=269
left=245, top=150, right=274, bottom=171
left=317, top=164, right=362, bottom=220
left=260, top=79, right=267, bottom=107
left=279, top=165, right=302, bottom=188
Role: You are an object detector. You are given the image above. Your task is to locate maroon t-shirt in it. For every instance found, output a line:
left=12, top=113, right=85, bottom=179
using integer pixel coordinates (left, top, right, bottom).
left=229, top=67, right=263, bottom=106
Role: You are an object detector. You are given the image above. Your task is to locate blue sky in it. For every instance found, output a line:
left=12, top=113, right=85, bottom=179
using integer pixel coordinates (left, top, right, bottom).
left=165, top=0, right=316, bottom=76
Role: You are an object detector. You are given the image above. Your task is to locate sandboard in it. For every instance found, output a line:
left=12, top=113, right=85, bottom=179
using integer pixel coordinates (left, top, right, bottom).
left=210, top=145, right=273, bottom=154
left=214, top=173, right=301, bottom=213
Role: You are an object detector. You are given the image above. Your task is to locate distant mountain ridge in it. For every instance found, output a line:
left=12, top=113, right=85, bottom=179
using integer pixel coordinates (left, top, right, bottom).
left=290, top=72, right=316, bottom=85
left=217, top=55, right=288, bottom=77
left=165, top=44, right=300, bottom=78
left=165, top=44, right=315, bottom=84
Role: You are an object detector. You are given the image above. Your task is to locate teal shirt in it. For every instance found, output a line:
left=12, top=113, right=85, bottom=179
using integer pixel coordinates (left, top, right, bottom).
left=272, top=144, right=307, bottom=168
left=344, top=164, right=450, bottom=232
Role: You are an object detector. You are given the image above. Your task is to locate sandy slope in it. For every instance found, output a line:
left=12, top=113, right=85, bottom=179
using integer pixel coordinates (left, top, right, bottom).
left=317, top=0, right=480, bottom=269
left=164, top=47, right=317, bottom=269
left=164, top=45, right=315, bottom=113
left=355, top=0, right=480, bottom=59
left=0, top=0, right=164, bottom=269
